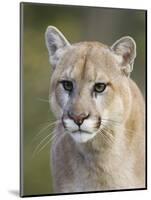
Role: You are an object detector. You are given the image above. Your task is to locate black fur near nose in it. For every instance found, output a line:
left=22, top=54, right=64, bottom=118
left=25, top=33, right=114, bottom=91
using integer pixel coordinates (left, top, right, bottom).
left=68, top=111, right=89, bottom=126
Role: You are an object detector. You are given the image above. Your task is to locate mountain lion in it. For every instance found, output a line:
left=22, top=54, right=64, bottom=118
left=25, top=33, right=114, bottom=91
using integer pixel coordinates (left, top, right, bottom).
left=45, top=26, right=145, bottom=193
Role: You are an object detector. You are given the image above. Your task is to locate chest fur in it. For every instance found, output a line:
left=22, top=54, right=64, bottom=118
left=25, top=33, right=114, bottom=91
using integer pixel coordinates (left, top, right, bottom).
left=65, top=149, right=136, bottom=192
left=51, top=133, right=138, bottom=193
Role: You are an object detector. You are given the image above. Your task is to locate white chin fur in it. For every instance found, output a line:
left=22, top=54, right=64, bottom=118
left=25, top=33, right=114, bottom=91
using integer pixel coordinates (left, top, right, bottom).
left=69, top=131, right=96, bottom=143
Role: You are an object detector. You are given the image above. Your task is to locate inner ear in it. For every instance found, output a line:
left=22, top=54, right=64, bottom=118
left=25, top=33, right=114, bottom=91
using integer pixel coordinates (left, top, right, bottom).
left=45, top=26, right=70, bottom=67
left=111, top=36, right=136, bottom=75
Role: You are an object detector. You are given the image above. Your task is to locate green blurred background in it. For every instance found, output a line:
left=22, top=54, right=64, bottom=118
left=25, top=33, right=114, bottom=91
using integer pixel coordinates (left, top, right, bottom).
left=21, top=2, right=146, bottom=196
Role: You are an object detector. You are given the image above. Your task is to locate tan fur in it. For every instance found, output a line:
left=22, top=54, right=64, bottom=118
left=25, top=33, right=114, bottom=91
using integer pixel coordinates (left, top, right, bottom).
left=45, top=27, right=145, bottom=193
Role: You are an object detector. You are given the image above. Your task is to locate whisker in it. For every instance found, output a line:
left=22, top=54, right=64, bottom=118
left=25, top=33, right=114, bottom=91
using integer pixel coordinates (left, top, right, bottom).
left=35, top=133, right=56, bottom=156
left=36, top=131, right=68, bottom=156
left=100, top=129, right=113, bottom=145
left=36, top=97, right=50, bottom=103
left=96, top=120, right=116, bottom=144
left=32, top=130, right=67, bottom=158
left=102, top=118, right=121, bottom=125
left=32, top=132, right=54, bottom=157
left=101, top=122, right=137, bottom=139
left=32, top=120, right=60, bottom=142
left=101, top=124, right=114, bottom=136
left=103, top=127, right=114, bottom=141
left=102, top=119, right=136, bottom=135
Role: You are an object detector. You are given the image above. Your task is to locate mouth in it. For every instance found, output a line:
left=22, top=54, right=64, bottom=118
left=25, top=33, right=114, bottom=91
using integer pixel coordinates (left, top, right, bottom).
left=71, top=129, right=92, bottom=134
left=68, top=129, right=97, bottom=143
left=62, top=118, right=100, bottom=143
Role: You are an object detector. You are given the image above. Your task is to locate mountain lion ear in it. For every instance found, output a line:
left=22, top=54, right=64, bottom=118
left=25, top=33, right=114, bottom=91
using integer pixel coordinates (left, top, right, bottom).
left=45, top=26, right=70, bottom=68
left=111, top=36, right=136, bottom=76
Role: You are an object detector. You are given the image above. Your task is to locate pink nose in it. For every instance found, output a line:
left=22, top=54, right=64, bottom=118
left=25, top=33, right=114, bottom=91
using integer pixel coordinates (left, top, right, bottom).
left=68, top=112, right=89, bottom=126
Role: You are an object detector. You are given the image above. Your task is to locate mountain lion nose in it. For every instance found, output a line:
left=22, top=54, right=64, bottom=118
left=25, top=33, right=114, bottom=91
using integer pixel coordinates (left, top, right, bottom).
left=68, top=111, right=89, bottom=126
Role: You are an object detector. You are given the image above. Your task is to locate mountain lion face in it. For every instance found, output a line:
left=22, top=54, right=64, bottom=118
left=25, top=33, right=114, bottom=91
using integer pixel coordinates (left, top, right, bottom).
left=45, top=26, right=136, bottom=143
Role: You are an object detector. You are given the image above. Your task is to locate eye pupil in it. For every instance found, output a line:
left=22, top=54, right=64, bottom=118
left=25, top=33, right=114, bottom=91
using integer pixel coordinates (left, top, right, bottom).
left=94, top=83, right=106, bottom=93
left=62, top=81, right=73, bottom=92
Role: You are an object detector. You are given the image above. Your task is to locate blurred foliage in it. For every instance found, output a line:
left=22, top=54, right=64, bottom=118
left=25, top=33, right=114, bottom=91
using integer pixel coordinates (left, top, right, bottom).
left=21, top=2, right=146, bottom=196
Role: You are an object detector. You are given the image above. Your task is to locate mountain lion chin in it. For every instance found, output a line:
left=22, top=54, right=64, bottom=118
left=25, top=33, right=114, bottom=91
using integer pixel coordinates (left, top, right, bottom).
left=69, top=131, right=96, bottom=143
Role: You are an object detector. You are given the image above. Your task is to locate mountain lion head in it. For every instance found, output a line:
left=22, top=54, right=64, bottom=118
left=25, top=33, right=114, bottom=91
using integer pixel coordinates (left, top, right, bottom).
left=45, top=26, right=136, bottom=143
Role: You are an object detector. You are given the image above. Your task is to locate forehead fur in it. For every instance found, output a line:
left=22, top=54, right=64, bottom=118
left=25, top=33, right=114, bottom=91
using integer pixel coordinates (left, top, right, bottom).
left=51, top=42, right=121, bottom=84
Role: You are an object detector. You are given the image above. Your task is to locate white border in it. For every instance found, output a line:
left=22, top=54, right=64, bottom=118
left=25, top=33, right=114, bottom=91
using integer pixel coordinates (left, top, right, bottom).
left=0, top=0, right=149, bottom=199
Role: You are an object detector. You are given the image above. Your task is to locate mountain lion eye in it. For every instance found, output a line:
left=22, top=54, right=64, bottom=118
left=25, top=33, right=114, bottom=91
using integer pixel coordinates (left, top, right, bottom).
left=61, top=80, right=73, bottom=92
left=94, top=83, right=106, bottom=93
